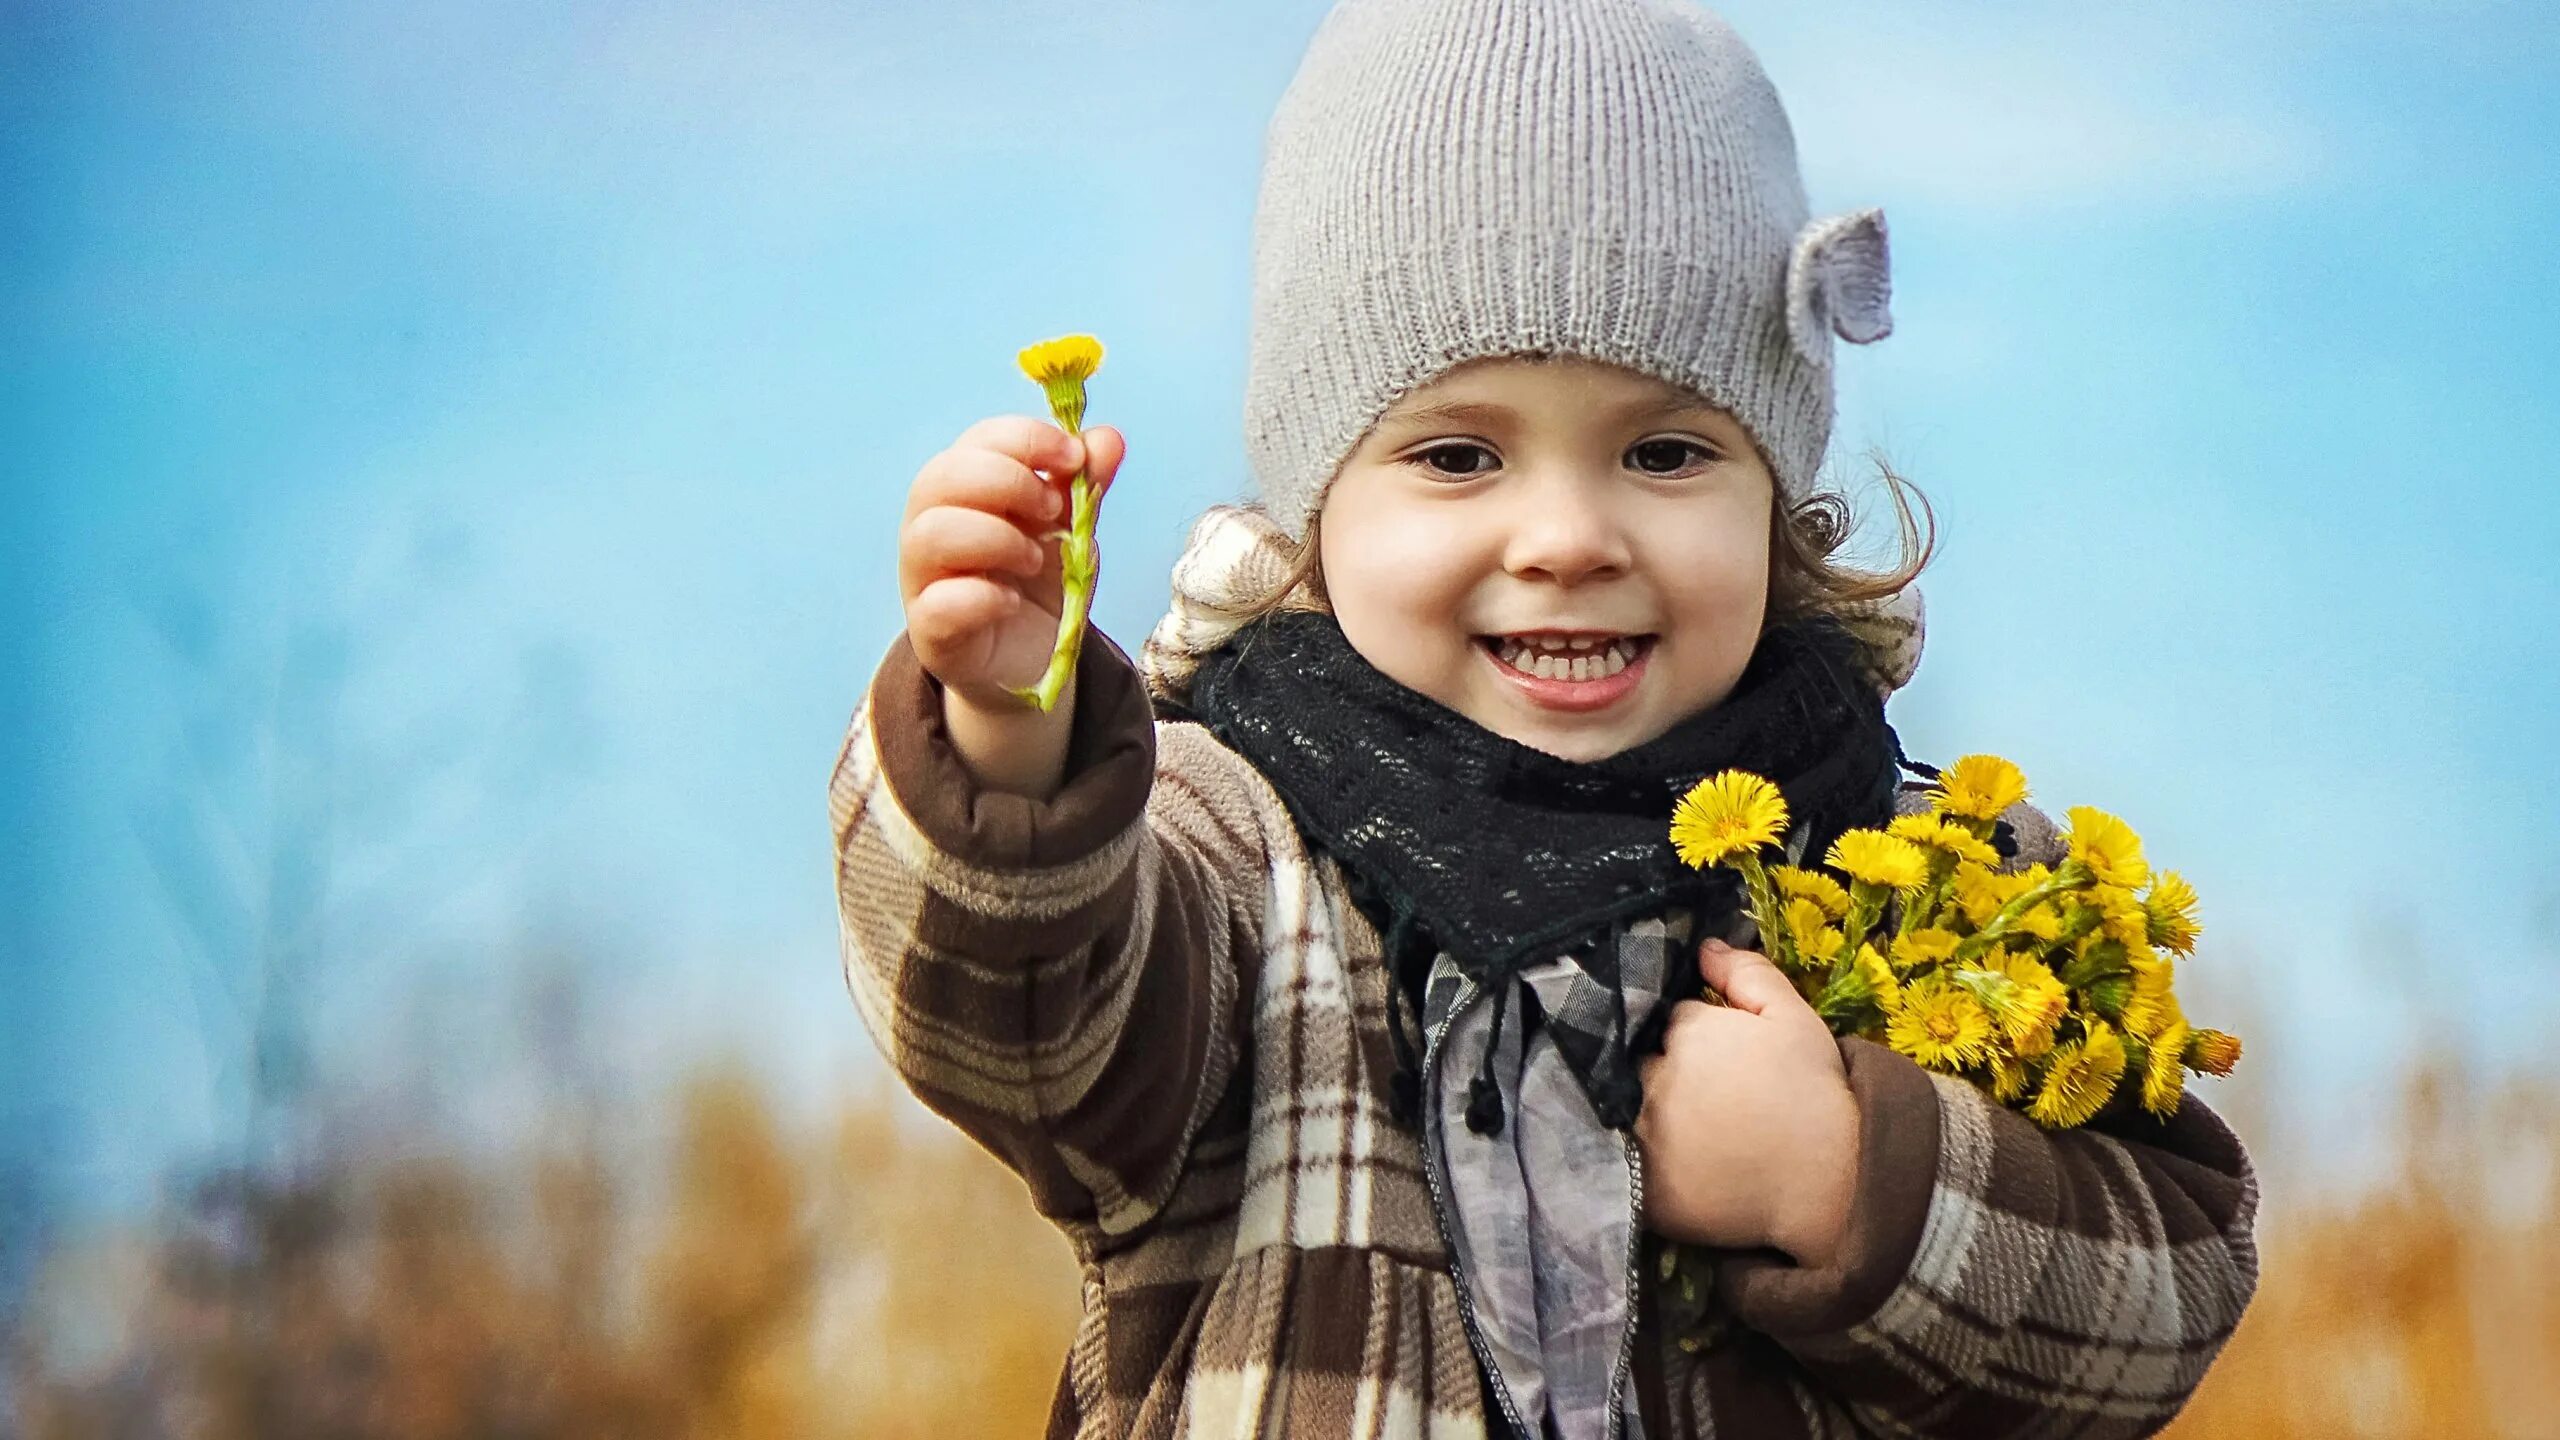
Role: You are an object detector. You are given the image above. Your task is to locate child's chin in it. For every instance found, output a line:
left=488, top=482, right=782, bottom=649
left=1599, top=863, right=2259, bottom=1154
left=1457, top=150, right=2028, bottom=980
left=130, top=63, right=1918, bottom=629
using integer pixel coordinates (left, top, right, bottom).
left=1486, top=714, right=1644, bottom=764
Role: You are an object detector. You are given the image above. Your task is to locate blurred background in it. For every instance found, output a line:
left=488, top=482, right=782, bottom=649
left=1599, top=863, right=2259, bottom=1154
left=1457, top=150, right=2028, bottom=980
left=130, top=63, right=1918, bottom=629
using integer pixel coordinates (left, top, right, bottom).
left=7, top=0, right=2558, bottom=1434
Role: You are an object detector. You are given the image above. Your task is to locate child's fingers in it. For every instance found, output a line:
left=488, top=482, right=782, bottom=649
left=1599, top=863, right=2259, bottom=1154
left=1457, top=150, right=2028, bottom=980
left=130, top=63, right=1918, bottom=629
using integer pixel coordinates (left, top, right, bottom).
left=1695, top=938, right=1811, bottom=1022
left=912, top=444, right=1068, bottom=529
left=907, top=574, right=1020, bottom=655
left=1080, top=424, right=1126, bottom=496
left=900, top=505, right=1048, bottom=602
left=948, top=414, right=1086, bottom=485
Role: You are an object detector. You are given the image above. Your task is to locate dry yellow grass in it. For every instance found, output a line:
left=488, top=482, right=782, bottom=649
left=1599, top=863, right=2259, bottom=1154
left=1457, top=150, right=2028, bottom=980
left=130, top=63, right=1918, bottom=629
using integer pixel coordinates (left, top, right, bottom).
left=2164, top=1051, right=2560, bottom=1440
left=13, top=1050, right=2555, bottom=1437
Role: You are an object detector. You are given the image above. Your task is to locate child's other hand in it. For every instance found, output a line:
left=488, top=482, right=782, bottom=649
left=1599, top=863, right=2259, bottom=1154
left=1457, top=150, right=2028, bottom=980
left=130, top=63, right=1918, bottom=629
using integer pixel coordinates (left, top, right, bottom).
left=1635, top=938, right=1859, bottom=1268
left=898, top=417, right=1126, bottom=711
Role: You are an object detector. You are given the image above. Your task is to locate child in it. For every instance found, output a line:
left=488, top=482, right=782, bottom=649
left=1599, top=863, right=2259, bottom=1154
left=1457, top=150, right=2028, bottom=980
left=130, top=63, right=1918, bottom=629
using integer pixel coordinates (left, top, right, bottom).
left=835, top=1, right=2260, bottom=1436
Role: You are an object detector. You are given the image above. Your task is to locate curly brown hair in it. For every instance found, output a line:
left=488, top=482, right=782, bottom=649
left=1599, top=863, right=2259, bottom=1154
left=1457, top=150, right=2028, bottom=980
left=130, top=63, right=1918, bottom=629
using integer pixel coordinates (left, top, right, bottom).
left=1221, top=446, right=1937, bottom=632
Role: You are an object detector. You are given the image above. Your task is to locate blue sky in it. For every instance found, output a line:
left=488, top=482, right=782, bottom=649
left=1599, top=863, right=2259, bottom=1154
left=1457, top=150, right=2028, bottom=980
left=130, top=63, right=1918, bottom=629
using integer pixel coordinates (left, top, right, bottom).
left=9, top=0, right=2560, bottom=1243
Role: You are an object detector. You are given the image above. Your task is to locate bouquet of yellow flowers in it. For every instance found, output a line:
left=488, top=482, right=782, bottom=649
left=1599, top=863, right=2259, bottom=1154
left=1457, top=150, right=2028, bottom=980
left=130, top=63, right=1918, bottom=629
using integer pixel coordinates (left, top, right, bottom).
left=1665, top=753, right=2241, bottom=1128
left=1654, top=754, right=2241, bottom=1352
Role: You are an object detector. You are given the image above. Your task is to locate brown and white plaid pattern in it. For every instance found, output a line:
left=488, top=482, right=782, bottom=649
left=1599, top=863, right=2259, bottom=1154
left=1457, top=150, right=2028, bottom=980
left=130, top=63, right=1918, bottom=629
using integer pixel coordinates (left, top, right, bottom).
left=833, top=619, right=2258, bottom=1438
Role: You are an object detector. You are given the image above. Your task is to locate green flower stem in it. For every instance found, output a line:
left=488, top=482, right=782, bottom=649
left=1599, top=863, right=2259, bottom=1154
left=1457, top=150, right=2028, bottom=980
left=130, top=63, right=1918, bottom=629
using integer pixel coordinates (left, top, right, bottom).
left=1813, top=969, right=1878, bottom=1024
left=1897, top=854, right=1959, bottom=939
left=1951, top=858, right=2092, bottom=964
left=1006, top=447, right=1100, bottom=714
left=1730, top=851, right=1799, bottom=973
left=1836, top=882, right=1885, bottom=972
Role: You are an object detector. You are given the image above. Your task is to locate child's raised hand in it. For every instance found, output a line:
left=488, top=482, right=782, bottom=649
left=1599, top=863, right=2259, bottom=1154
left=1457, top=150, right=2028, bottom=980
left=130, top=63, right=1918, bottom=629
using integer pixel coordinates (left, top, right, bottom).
left=898, top=417, right=1127, bottom=713
left=1635, top=938, right=1861, bottom=1267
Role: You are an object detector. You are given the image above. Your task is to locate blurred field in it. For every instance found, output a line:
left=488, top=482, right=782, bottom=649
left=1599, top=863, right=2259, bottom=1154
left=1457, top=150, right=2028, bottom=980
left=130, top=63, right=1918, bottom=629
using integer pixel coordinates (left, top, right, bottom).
left=12, top=1049, right=2557, bottom=1438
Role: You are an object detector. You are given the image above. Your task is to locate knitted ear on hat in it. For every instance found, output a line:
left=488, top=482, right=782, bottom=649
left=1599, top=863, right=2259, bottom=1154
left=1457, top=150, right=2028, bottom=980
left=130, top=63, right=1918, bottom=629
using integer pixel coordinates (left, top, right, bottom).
left=1784, top=208, right=1894, bottom=368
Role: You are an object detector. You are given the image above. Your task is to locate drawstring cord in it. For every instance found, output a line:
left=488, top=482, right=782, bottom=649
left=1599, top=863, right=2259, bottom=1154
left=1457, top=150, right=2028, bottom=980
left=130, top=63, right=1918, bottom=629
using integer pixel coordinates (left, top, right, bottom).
left=1382, top=903, right=1427, bottom=1128
left=1465, top=967, right=1515, bottom=1136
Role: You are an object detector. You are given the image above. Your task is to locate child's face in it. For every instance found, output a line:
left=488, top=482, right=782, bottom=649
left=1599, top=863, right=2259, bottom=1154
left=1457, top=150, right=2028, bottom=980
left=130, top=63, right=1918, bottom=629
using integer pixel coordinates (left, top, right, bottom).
left=1318, top=354, right=1774, bottom=763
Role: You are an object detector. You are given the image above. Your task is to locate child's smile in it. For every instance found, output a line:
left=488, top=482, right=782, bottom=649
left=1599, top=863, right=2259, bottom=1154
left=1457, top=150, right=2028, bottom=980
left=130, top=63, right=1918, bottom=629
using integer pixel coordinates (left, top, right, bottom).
left=1318, top=352, right=1777, bottom=763
left=1475, top=631, right=1659, bottom=713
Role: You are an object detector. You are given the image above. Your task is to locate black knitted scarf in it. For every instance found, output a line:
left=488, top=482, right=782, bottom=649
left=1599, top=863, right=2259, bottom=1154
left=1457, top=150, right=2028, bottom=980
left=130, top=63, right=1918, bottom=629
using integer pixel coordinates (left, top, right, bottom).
left=1176, top=608, right=1917, bottom=1133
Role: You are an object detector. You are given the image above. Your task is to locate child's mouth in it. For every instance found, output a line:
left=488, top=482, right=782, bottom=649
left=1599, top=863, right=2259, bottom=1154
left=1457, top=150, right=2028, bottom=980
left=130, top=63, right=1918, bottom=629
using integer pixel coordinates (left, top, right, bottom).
left=1474, top=633, right=1656, bottom=713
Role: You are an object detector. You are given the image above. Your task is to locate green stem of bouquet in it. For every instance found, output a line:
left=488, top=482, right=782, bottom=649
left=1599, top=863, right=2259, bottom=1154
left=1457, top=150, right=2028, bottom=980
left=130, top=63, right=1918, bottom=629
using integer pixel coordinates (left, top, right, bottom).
left=1897, top=855, right=1959, bottom=939
left=1835, top=882, right=1886, bottom=973
left=1731, top=851, right=1799, bottom=973
left=1950, top=858, right=2093, bottom=964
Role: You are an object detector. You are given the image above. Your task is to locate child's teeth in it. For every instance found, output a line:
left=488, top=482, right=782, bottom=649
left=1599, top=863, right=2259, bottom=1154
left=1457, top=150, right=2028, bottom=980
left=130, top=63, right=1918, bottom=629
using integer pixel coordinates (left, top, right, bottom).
left=1495, top=637, right=1640, bottom=681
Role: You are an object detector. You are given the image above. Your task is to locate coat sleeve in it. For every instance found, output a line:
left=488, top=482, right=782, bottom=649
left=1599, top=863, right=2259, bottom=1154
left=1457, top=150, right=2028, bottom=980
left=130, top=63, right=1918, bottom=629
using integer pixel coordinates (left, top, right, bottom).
left=828, top=625, right=1273, bottom=1239
left=1709, top=797, right=2263, bottom=1440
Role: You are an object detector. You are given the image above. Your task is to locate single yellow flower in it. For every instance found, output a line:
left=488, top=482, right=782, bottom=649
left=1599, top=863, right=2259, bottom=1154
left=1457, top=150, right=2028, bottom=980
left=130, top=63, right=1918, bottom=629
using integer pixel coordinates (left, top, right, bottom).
left=1772, top=865, right=1850, bottom=920
left=1982, top=949, right=2069, bottom=1047
left=2013, top=902, right=2066, bottom=946
left=1669, top=771, right=1791, bottom=869
left=2140, top=1020, right=2190, bottom=1117
left=1783, top=897, right=1834, bottom=955
left=1954, top=863, right=2044, bottom=929
left=1005, top=333, right=1110, bottom=712
left=1885, top=973, right=1996, bottom=1071
left=1825, top=829, right=1931, bottom=893
left=2144, top=871, right=2203, bottom=956
left=2063, top=806, right=2151, bottom=889
left=2082, top=883, right=2152, bottom=949
left=1989, top=1049, right=2032, bottom=1103
left=1888, top=812, right=2001, bottom=867
left=1016, top=334, right=1105, bottom=430
left=1894, top=926, right=1963, bottom=970
left=2184, top=1028, right=2243, bottom=1077
left=2028, top=1021, right=2127, bottom=1128
left=1808, top=924, right=1847, bottom=968
left=2118, top=956, right=2180, bottom=1040
left=1857, top=944, right=1902, bottom=1014
left=1932, top=754, right=2029, bottom=822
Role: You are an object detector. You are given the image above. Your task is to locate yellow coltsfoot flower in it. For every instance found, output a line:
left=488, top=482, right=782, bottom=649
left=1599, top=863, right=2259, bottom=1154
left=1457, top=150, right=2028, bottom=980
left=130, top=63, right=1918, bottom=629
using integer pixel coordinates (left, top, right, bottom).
left=2139, top=1020, right=2190, bottom=1117
left=1888, top=812, right=2001, bottom=867
left=1954, top=863, right=2045, bottom=929
left=1893, top=926, right=1963, bottom=971
left=1825, top=829, right=1931, bottom=893
left=1670, top=771, right=1790, bottom=869
left=1017, top=334, right=1105, bottom=431
left=1773, top=864, right=1850, bottom=920
left=1781, top=898, right=1834, bottom=967
left=1886, top=973, right=1996, bottom=1072
left=2027, top=1020, right=2127, bottom=1128
left=2082, top=882, right=2153, bottom=949
left=1857, top=944, right=1903, bottom=1014
left=1982, top=949, right=2070, bottom=1048
left=2063, top=805, right=2151, bottom=890
left=1989, top=1049, right=2033, bottom=1103
left=2184, top=1028, right=2244, bottom=1077
left=2118, top=956, right=2180, bottom=1040
left=1005, top=333, right=1111, bottom=712
left=2144, top=871, right=2203, bottom=956
left=1931, top=754, right=2029, bottom=823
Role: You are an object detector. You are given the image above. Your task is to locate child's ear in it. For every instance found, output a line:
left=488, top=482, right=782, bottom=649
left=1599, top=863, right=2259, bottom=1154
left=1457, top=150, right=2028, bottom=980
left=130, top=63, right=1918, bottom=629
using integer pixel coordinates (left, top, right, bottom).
left=1784, top=208, right=1895, bottom=368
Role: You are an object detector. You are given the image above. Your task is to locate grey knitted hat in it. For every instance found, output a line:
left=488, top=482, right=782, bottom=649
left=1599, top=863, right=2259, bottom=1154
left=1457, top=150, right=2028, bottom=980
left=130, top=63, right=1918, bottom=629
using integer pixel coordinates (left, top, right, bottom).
left=1243, top=0, right=1894, bottom=543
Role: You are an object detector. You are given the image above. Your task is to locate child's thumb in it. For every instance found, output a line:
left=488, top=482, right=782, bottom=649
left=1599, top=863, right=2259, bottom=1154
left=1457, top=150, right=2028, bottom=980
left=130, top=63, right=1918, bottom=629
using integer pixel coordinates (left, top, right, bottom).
left=1083, top=425, right=1126, bottom=499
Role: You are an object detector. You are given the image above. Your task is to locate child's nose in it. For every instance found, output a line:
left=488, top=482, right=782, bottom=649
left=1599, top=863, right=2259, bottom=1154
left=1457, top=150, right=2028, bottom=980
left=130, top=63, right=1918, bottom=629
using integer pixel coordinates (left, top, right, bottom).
left=1501, top=480, right=1633, bottom=585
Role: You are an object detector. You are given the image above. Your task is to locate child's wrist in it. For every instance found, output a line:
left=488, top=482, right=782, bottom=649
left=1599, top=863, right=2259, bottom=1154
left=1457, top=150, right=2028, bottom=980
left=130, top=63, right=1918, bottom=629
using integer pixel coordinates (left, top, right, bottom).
left=1769, top=1086, right=1860, bottom=1269
left=942, top=669, right=1079, bottom=801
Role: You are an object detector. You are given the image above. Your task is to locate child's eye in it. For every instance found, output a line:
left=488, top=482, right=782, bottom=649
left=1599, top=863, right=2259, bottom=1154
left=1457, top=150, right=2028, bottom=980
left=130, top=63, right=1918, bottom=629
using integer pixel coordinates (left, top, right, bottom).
left=1627, top=438, right=1716, bottom=476
left=1406, top=442, right=1499, bottom=479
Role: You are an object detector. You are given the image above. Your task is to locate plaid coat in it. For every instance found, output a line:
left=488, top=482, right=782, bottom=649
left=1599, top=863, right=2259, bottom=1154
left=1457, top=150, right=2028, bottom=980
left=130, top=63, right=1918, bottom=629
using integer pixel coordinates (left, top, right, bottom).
left=831, top=623, right=2261, bottom=1439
